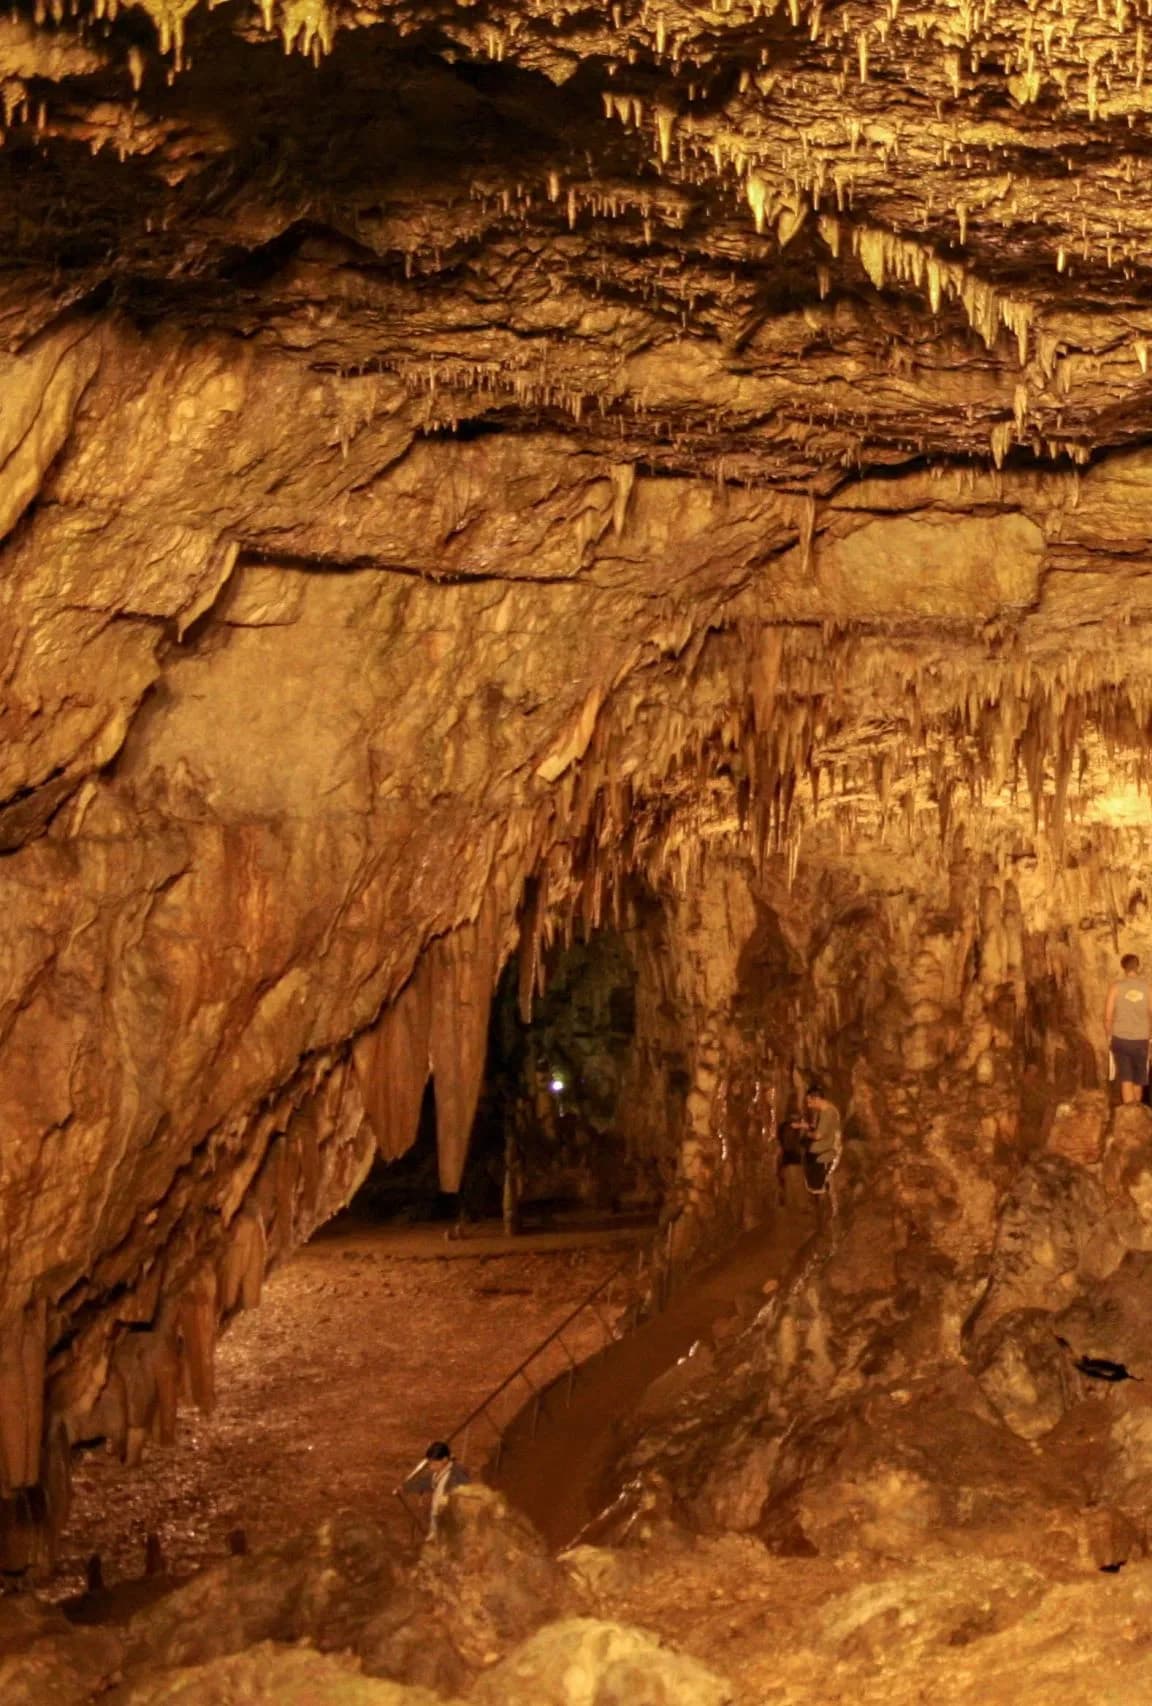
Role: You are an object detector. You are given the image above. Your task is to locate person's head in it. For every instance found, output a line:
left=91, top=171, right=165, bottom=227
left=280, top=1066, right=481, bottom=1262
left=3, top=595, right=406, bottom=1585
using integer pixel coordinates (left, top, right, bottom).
left=805, top=1081, right=827, bottom=1108
left=425, top=1441, right=452, bottom=1463
left=1123, top=954, right=1142, bottom=975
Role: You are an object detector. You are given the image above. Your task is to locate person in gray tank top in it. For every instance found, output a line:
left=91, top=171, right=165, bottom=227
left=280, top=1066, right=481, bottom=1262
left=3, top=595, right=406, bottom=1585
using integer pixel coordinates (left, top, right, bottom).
left=1105, top=953, right=1152, bottom=1104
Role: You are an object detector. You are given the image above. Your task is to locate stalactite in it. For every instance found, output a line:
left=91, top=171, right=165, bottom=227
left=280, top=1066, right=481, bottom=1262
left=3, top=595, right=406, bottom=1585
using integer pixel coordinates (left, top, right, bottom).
left=517, top=871, right=548, bottom=1023
left=428, top=894, right=502, bottom=1191
left=218, top=1208, right=267, bottom=1315
left=0, top=1300, right=46, bottom=1492
left=292, top=1103, right=321, bottom=1218
left=352, top=955, right=433, bottom=1162
left=178, top=1267, right=217, bottom=1417
left=151, top=1308, right=182, bottom=1447
left=110, top=1330, right=161, bottom=1467
left=39, top=1419, right=70, bottom=1563
left=251, top=1132, right=301, bottom=1260
left=88, top=1363, right=128, bottom=1461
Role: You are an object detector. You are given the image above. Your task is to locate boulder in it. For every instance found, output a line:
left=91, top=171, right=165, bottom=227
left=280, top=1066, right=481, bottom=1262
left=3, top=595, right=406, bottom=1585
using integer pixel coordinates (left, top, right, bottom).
left=1046, top=1092, right=1108, bottom=1165
left=111, top=1641, right=459, bottom=1704
left=125, top=1517, right=395, bottom=1672
left=758, top=1381, right=1118, bottom=1571
left=359, top=1484, right=566, bottom=1689
left=968, top=1308, right=1074, bottom=1439
left=0, top=1592, right=123, bottom=1705
left=1053, top=1251, right=1152, bottom=1381
left=470, top=1617, right=733, bottom=1706
left=559, top=1545, right=631, bottom=1602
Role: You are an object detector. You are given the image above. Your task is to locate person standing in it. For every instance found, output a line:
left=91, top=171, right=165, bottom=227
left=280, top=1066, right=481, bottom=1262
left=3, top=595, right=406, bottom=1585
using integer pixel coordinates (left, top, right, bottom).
left=803, top=1083, right=843, bottom=1190
left=401, top=1440, right=471, bottom=1539
left=1105, top=954, right=1152, bottom=1105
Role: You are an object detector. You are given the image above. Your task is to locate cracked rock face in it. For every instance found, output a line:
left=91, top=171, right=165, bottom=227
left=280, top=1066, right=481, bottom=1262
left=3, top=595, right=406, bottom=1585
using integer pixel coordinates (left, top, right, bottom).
left=7, top=0, right=1152, bottom=1584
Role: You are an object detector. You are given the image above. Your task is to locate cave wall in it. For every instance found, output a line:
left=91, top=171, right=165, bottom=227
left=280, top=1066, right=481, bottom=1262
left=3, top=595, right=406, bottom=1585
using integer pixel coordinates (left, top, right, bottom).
left=604, top=832, right=1152, bottom=1567
left=9, top=0, right=1152, bottom=1573
left=8, top=316, right=1152, bottom=1565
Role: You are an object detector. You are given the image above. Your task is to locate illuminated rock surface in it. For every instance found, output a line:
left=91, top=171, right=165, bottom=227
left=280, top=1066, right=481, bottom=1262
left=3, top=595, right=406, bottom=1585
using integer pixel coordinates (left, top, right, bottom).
left=6, top=0, right=1152, bottom=1696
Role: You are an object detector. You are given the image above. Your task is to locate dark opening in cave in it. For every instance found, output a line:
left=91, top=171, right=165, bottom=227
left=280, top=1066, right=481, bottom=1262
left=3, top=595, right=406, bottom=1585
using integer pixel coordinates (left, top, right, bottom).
left=340, top=930, right=659, bottom=1236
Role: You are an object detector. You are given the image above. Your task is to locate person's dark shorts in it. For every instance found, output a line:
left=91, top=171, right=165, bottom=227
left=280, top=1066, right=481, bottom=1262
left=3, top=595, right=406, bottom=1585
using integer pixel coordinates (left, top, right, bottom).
left=1111, top=1037, right=1150, bottom=1086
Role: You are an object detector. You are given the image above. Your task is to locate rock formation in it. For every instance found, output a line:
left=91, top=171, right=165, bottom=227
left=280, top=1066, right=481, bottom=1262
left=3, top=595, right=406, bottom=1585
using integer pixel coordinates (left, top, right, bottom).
left=6, top=0, right=1152, bottom=1621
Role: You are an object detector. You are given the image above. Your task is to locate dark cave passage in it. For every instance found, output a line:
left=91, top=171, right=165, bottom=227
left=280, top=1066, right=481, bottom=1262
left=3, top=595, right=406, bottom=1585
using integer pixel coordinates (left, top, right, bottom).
left=345, top=928, right=661, bottom=1239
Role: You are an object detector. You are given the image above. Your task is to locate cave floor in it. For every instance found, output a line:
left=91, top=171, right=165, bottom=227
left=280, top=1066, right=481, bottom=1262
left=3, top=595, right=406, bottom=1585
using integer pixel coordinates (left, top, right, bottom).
left=52, top=1218, right=633, bottom=1602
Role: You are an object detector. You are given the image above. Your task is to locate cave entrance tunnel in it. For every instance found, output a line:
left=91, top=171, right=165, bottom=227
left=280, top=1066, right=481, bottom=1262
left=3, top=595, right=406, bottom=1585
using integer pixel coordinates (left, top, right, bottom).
left=341, top=927, right=661, bottom=1240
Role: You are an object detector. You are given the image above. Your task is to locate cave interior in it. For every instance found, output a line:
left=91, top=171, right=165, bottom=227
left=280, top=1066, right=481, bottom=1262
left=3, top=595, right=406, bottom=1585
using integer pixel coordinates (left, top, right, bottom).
left=8, top=0, right=1152, bottom=1694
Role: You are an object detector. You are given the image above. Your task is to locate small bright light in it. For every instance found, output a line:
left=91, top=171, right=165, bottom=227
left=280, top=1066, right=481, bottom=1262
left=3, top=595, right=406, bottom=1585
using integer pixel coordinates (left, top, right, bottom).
left=549, top=1076, right=565, bottom=1094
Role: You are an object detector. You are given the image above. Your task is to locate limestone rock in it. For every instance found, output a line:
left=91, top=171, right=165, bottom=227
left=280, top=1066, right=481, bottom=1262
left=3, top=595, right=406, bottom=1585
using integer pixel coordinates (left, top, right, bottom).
left=1046, top=1092, right=1108, bottom=1166
left=12, top=0, right=1152, bottom=1594
left=359, top=1486, right=564, bottom=1689
left=558, top=1545, right=630, bottom=1603
left=111, top=1642, right=456, bottom=1705
left=125, top=1518, right=395, bottom=1672
left=967, top=1309, right=1073, bottom=1440
left=470, top=1617, right=733, bottom=1706
left=636, top=1343, right=716, bottom=1420
left=0, top=1593, right=122, bottom=1706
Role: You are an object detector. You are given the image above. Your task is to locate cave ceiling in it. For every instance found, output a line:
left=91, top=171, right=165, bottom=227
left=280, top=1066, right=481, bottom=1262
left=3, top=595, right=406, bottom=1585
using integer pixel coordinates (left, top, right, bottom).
left=7, top=0, right=1152, bottom=479
left=4, top=0, right=1152, bottom=891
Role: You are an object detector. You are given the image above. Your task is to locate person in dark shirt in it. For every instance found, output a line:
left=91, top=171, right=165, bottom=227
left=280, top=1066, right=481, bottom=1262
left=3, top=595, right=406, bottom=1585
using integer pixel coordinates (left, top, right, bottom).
left=402, top=1440, right=471, bottom=1538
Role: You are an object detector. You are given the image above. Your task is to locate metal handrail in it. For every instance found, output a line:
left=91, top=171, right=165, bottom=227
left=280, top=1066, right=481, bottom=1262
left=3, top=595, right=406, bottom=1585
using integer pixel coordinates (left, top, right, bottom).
left=391, top=1241, right=650, bottom=1533
left=447, top=1249, right=637, bottom=1455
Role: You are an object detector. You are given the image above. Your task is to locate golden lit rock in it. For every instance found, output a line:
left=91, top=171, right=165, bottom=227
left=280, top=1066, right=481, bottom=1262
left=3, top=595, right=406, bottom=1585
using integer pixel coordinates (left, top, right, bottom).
left=5, top=11, right=1152, bottom=1706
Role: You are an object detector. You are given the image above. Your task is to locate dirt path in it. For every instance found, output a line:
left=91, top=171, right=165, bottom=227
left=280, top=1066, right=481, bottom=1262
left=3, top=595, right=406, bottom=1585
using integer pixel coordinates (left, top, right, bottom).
left=54, top=1218, right=632, bottom=1599
left=491, top=1210, right=816, bottom=1547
